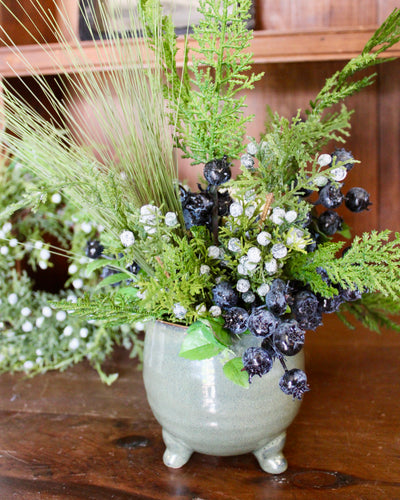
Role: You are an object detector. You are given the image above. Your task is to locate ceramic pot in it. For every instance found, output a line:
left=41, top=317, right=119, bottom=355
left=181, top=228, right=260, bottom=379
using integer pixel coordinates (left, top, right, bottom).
left=143, top=320, right=304, bottom=474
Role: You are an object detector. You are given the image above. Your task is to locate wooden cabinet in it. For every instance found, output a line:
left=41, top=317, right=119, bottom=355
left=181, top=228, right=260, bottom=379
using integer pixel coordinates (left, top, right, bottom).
left=1, top=0, right=399, bottom=231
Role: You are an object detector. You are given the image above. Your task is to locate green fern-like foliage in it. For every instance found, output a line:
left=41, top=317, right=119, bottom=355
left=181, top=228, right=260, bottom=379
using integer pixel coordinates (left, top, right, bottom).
left=287, top=231, right=400, bottom=300
left=140, top=0, right=263, bottom=164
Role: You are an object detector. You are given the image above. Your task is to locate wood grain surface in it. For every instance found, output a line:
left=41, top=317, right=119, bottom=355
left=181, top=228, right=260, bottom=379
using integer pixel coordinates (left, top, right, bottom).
left=0, top=315, right=399, bottom=499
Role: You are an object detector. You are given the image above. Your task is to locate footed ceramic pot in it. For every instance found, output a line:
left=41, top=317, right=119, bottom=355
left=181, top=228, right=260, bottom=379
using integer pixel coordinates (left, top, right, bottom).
left=143, top=320, right=304, bottom=474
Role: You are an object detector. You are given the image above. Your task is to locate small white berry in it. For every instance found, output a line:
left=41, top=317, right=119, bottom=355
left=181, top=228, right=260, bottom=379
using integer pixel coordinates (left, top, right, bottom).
left=264, top=258, right=278, bottom=275
left=8, top=293, right=18, bottom=305
left=63, top=325, right=73, bottom=336
left=207, top=246, right=220, bottom=259
left=229, top=202, right=243, bottom=217
left=271, top=243, right=288, bottom=259
left=242, top=291, right=256, bottom=303
left=237, top=264, right=248, bottom=275
left=173, top=303, right=187, bottom=320
left=257, top=231, right=271, bottom=246
left=51, top=193, right=62, bottom=204
left=69, top=338, right=80, bottom=350
left=120, top=230, right=135, bottom=248
left=72, top=278, right=83, bottom=290
left=247, top=247, right=261, bottom=263
left=2, top=222, right=12, bottom=233
left=165, top=212, right=178, bottom=227
left=209, top=305, right=222, bottom=317
left=0, top=246, right=9, bottom=255
left=22, top=321, right=33, bottom=333
left=42, top=306, right=52, bottom=317
left=36, top=317, right=45, bottom=328
left=34, top=241, right=43, bottom=250
left=314, top=175, right=328, bottom=187
left=317, top=153, right=332, bottom=167
left=38, top=261, right=48, bottom=270
left=80, top=327, right=89, bottom=338
left=23, top=360, right=34, bottom=370
left=284, top=210, right=298, bottom=223
left=200, top=264, right=211, bottom=275
left=330, top=166, right=347, bottom=182
left=68, top=264, right=78, bottom=275
left=240, top=153, right=255, bottom=170
left=56, top=310, right=67, bottom=322
left=227, top=238, right=241, bottom=253
left=257, top=283, right=271, bottom=296
left=39, top=248, right=51, bottom=261
left=246, top=142, right=258, bottom=156
left=21, top=307, right=31, bottom=317
left=9, top=238, right=18, bottom=248
left=81, top=222, right=93, bottom=234
left=237, top=279, right=250, bottom=293
left=270, top=207, right=286, bottom=225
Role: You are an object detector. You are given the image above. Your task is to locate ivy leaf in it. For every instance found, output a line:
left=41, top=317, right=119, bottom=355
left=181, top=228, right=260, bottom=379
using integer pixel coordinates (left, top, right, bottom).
left=199, top=317, right=232, bottom=347
left=223, top=357, right=249, bottom=388
left=179, top=321, right=225, bottom=360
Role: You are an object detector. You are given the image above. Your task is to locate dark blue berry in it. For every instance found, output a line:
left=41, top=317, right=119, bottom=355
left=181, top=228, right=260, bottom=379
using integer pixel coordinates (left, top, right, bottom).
left=182, top=192, right=213, bottom=229
left=339, top=285, right=362, bottom=302
left=279, top=368, right=310, bottom=400
left=273, top=320, right=305, bottom=356
left=217, top=189, right=233, bottom=216
left=318, top=182, right=344, bottom=209
left=223, top=307, right=249, bottom=334
left=292, top=290, right=322, bottom=330
left=86, top=240, right=104, bottom=259
left=212, top=281, right=239, bottom=309
left=247, top=308, right=279, bottom=337
left=331, top=148, right=355, bottom=171
left=345, top=187, right=372, bottom=213
left=204, top=156, right=231, bottom=186
left=242, top=346, right=273, bottom=383
left=265, top=289, right=287, bottom=316
left=318, top=210, right=343, bottom=236
left=318, top=294, right=344, bottom=313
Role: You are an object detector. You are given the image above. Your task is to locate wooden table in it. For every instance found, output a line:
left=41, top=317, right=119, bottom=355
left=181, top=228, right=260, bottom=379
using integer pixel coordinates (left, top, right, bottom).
left=0, top=315, right=399, bottom=499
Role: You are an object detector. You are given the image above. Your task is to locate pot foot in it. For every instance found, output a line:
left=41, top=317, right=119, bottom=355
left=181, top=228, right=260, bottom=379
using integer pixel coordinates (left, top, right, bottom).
left=162, top=428, right=193, bottom=468
left=253, top=432, right=288, bottom=474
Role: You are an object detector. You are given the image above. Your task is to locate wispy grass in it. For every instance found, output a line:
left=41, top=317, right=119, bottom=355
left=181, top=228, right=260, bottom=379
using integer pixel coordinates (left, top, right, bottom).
left=0, top=0, right=184, bottom=255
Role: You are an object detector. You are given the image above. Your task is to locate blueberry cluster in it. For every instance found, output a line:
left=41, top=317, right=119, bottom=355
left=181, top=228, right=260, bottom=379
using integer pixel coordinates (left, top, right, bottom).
left=304, top=148, right=372, bottom=244
left=213, top=273, right=365, bottom=399
left=181, top=156, right=233, bottom=229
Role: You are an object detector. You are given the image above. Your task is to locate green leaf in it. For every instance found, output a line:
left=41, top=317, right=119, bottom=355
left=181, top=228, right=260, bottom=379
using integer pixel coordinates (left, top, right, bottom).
left=96, top=272, right=128, bottom=289
left=200, top=317, right=232, bottom=347
left=338, top=223, right=352, bottom=239
left=86, top=258, right=120, bottom=276
left=179, top=321, right=225, bottom=360
left=223, top=357, right=249, bottom=388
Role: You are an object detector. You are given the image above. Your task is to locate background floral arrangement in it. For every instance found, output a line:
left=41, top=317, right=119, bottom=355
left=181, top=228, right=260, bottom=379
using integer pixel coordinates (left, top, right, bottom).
left=0, top=152, right=142, bottom=383
left=1, top=0, right=400, bottom=397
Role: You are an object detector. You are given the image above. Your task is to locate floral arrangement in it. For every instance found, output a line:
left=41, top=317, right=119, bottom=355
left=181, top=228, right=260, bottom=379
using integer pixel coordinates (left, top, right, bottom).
left=1, top=0, right=400, bottom=398
left=0, top=152, right=142, bottom=383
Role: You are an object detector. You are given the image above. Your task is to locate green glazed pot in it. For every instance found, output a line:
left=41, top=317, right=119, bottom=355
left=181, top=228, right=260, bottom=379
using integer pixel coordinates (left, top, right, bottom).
left=143, top=320, right=304, bottom=474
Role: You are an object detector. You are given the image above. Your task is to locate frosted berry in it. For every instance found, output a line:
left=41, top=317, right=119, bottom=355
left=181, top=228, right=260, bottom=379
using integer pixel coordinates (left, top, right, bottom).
left=85, top=240, right=104, bottom=259
left=292, top=290, right=322, bottom=330
left=331, top=148, right=355, bottom=171
left=223, top=307, right=249, bottom=334
left=345, top=187, right=372, bottom=213
left=212, top=281, right=239, bottom=309
left=204, top=156, right=231, bottom=186
left=182, top=192, right=213, bottom=228
left=318, top=294, right=344, bottom=313
left=265, top=289, right=287, bottom=316
left=273, top=320, right=305, bottom=356
left=318, top=210, right=343, bottom=236
left=247, top=308, right=279, bottom=337
left=279, top=368, right=310, bottom=399
left=318, top=182, right=344, bottom=209
left=242, top=346, right=273, bottom=382
left=339, top=285, right=362, bottom=302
